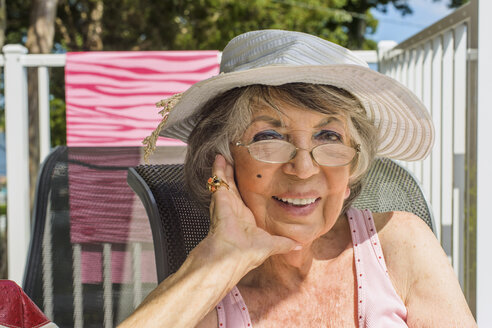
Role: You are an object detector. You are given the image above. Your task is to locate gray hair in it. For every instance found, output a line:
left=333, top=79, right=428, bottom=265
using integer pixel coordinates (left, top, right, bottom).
left=184, top=83, right=378, bottom=215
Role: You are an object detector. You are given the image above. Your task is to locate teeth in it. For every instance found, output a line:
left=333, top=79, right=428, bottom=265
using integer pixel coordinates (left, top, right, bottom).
left=274, top=196, right=317, bottom=206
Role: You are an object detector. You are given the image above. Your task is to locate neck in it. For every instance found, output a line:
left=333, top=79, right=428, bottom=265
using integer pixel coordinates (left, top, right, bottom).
left=240, top=214, right=352, bottom=291
left=240, top=248, right=314, bottom=291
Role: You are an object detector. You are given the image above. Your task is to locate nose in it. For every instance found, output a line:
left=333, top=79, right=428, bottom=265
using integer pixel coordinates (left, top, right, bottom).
left=282, top=147, right=320, bottom=179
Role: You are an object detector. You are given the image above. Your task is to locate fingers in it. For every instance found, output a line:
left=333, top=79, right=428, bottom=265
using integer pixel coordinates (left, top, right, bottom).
left=211, top=154, right=227, bottom=178
left=209, top=154, right=235, bottom=224
left=211, top=154, right=238, bottom=194
left=269, top=236, right=303, bottom=256
left=212, top=154, right=231, bottom=182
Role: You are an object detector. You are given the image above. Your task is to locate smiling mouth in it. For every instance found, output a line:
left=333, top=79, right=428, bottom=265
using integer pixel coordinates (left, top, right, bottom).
left=272, top=196, right=318, bottom=206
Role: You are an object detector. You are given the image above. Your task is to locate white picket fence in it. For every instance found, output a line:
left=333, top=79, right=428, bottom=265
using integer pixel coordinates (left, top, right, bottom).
left=378, top=1, right=492, bottom=321
left=379, top=0, right=472, bottom=291
left=1, top=0, right=491, bottom=323
left=1, top=46, right=65, bottom=291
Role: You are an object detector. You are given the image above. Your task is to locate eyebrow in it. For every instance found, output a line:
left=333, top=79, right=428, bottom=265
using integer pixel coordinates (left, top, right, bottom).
left=249, top=115, right=343, bottom=129
left=249, top=115, right=283, bottom=127
left=314, top=117, right=343, bottom=129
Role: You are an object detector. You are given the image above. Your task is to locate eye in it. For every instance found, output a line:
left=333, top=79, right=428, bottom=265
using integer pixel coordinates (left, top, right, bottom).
left=313, top=130, right=342, bottom=143
left=252, top=130, right=284, bottom=142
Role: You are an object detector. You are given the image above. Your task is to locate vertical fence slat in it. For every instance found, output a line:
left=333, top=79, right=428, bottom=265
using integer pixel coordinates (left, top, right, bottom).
left=396, top=54, right=404, bottom=84
left=103, top=243, right=113, bottom=328
left=414, top=47, right=424, bottom=182
left=402, top=51, right=409, bottom=91
left=38, top=66, right=51, bottom=163
left=431, top=36, right=443, bottom=241
left=441, top=30, right=454, bottom=261
left=42, top=209, right=54, bottom=320
left=453, top=23, right=467, bottom=285
left=387, top=57, right=395, bottom=80
left=407, top=49, right=417, bottom=174
left=422, top=41, right=433, bottom=200
left=390, top=58, right=397, bottom=80
left=3, top=45, right=30, bottom=285
left=408, top=49, right=417, bottom=94
left=453, top=26, right=467, bottom=156
left=405, top=51, right=417, bottom=174
left=72, top=244, right=83, bottom=328
left=132, top=243, right=143, bottom=309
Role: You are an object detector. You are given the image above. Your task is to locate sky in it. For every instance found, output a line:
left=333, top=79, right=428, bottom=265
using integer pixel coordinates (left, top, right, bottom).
left=369, top=0, right=455, bottom=43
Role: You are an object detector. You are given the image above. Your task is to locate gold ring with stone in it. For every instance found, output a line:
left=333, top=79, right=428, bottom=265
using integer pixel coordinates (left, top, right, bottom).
left=207, top=175, right=230, bottom=193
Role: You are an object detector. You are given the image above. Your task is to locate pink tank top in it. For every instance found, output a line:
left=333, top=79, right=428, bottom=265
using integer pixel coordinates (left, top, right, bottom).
left=216, top=207, right=408, bottom=327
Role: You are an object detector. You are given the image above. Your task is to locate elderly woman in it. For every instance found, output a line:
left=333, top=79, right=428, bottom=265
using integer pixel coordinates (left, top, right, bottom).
left=120, top=30, right=476, bottom=327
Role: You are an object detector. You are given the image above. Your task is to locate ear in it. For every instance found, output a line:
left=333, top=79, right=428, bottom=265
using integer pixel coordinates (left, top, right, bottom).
left=344, top=187, right=351, bottom=200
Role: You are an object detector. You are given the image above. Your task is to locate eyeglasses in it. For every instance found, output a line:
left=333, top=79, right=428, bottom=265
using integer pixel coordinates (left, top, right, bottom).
left=235, top=139, right=360, bottom=167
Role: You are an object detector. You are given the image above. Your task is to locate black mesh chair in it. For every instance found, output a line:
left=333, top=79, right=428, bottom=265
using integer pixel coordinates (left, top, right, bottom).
left=128, top=157, right=435, bottom=284
left=23, top=146, right=186, bottom=328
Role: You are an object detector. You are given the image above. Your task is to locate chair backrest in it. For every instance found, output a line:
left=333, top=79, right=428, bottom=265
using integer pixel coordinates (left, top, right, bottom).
left=24, top=146, right=186, bottom=328
left=352, top=157, right=435, bottom=231
left=128, top=157, right=435, bottom=284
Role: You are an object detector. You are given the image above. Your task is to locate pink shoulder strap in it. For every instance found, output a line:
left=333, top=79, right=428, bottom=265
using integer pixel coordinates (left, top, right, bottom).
left=346, top=207, right=407, bottom=328
left=216, top=286, right=252, bottom=327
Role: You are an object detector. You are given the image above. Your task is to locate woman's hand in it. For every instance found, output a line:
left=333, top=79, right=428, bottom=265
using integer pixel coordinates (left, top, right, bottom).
left=208, top=154, right=301, bottom=270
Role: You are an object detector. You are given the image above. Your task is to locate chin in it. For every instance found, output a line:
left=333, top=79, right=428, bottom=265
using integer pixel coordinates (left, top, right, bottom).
left=269, top=221, right=326, bottom=245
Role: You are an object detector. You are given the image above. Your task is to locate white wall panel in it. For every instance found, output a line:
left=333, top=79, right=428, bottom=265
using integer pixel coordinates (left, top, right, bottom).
left=477, top=0, right=492, bottom=322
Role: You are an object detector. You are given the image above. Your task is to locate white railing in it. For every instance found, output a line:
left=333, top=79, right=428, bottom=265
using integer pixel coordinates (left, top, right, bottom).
left=1, top=46, right=65, bottom=286
left=379, top=3, right=472, bottom=286
left=379, top=0, right=492, bottom=322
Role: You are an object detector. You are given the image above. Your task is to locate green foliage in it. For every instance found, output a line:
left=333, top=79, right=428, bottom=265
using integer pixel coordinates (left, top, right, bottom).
left=4, top=0, right=30, bottom=44
left=50, top=95, right=67, bottom=146
left=54, top=0, right=415, bottom=52
left=47, top=67, right=66, bottom=146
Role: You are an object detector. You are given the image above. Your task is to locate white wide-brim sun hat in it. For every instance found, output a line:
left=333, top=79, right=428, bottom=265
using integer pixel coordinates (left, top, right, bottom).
left=145, top=29, right=434, bottom=162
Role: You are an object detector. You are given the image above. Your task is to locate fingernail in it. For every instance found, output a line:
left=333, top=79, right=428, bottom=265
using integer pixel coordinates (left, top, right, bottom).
left=293, top=245, right=302, bottom=251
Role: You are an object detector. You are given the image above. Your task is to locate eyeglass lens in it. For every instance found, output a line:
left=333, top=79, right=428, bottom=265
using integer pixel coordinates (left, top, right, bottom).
left=247, top=140, right=356, bottom=166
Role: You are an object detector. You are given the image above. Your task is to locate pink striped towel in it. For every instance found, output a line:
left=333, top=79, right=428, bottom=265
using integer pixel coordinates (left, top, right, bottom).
left=65, top=51, right=220, bottom=146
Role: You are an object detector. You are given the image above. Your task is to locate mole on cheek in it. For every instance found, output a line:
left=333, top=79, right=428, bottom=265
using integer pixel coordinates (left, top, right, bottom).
left=256, top=174, right=262, bottom=178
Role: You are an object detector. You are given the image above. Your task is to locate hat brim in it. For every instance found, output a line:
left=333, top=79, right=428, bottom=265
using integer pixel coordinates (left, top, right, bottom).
left=160, top=64, right=434, bottom=161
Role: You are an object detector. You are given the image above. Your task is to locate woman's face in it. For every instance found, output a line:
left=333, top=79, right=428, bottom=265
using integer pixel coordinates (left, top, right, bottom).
left=231, top=100, right=352, bottom=245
